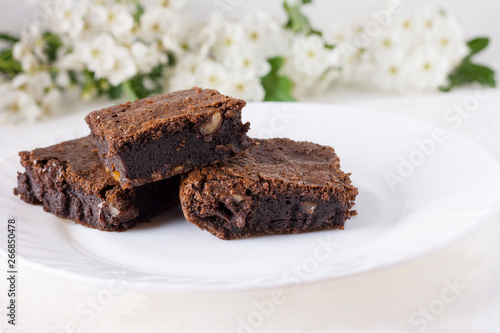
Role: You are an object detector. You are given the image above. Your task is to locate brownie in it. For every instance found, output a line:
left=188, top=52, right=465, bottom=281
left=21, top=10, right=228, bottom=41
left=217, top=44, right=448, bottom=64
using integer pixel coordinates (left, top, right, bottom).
left=14, top=136, right=179, bottom=231
left=85, top=87, right=251, bottom=188
left=179, top=138, right=358, bottom=240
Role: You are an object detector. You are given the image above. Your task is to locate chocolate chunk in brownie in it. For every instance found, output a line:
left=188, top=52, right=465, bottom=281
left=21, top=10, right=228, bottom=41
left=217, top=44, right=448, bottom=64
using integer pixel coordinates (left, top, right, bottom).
left=179, top=138, right=358, bottom=240
left=14, top=136, right=179, bottom=231
left=85, top=87, right=251, bottom=188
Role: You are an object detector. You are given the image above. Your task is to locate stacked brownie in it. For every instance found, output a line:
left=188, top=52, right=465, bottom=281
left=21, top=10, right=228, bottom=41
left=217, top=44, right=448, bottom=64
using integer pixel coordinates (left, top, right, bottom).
left=15, top=87, right=358, bottom=238
left=15, top=136, right=179, bottom=231
left=84, top=87, right=251, bottom=188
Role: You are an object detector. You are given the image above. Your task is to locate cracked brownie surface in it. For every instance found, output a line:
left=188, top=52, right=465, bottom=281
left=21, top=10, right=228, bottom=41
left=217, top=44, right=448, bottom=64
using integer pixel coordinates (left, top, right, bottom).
left=180, top=138, right=358, bottom=240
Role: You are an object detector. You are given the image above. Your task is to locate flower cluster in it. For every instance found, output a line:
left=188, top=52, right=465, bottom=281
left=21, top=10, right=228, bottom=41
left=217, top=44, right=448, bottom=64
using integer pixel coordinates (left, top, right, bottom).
left=0, top=0, right=494, bottom=124
left=367, top=9, right=469, bottom=92
left=48, top=0, right=187, bottom=85
left=167, top=12, right=342, bottom=100
left=280, top=33, right=343, bottom=98
left=168, top=12, right=282, bottom=101
left=1, top=0, right=187, bottom=123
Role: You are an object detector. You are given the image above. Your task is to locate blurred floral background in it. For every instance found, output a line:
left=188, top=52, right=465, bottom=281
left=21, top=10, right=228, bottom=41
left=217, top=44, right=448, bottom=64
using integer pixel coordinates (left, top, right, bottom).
left=0, top=0, right=495, bottom=124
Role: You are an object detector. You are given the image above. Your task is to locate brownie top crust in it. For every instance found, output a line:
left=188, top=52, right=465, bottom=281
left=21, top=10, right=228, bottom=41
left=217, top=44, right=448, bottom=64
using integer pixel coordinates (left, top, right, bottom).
left=85, top=87, right=246, bottom=143
left=202, top=138, right=351, bottom=188
left=19, top=136, right=118, bottom=194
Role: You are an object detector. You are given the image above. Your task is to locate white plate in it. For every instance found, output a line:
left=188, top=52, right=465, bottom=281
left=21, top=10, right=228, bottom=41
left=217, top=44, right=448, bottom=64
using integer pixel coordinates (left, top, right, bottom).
left=1, top=103, right=500, bottom=292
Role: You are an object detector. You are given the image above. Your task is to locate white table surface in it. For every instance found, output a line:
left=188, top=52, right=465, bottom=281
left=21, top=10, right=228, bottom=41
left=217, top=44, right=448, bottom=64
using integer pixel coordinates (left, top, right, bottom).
left=1, top=1, right=500, bottom=332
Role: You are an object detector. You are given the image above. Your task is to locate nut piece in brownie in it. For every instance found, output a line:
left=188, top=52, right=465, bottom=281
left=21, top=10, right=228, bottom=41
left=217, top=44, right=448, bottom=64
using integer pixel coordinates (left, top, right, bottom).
left=179, top=138, right=358, bottom=240
left=85, top=87, right=251, bottom=188
left=14, top=136, right=179, bottom=231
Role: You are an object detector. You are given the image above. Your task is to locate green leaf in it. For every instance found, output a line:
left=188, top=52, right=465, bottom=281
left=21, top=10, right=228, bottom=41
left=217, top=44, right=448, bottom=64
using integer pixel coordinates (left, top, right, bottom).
left=121, top=79, right=139, bottom=101
left=42, top=32, right=63, bottom=62
left=441, top=63, right=496, bottom=91
left=133, top=3, right=145, bottom=24
left=68, top=70, right=79, bottom=85
left=108, top=84, right=123, bottom=100
left=466, top=37, right=489, bottom=59
left=81, top=70, right=99, bottom=101
left=271, top=57, right=286, bottom=75
left=128, top=63, right=168, bottom=99
left=462, top=62, right=495, bottom=86
left=167, top=52, right=176, bottom=67
left=0, top=48, right=22, bottom=77
left=441, top=37, right=495, bottom=91
left=261, top=57, right=296, bottom=102
left=0, top=60, right=21, bottom=77
left=97, top=78, right=110, bottom=92
left=283, top=0, right=320, bottom=36
left=0, top=33, right=20, bottom=44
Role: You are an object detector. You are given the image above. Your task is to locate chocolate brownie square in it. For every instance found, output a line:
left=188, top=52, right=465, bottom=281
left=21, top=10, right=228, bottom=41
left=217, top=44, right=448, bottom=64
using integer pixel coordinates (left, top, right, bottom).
left=14, top=136, right=179, bottom=231
left=179, top=138, right=358, bottom=240
left=85, top=87, right=251, bottom=188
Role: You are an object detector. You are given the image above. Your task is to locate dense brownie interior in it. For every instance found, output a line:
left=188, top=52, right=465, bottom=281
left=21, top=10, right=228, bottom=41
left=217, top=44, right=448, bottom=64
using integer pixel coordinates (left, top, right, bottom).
left=85, top=87, right=251, bottom=188
left=180, top=138, right=358, bottom=240
left=14, top=136, right=179, bottom=231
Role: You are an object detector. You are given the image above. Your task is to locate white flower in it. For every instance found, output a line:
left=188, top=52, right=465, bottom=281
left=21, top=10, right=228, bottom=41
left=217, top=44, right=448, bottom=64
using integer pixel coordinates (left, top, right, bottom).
left=195, top=15, right=222, bottom=58
left=372, top=47, right=451, bottom=93
left=12, top=72, right=53, bottom=99
left=140, top=7, right=179, bottom=42
left=88, top=4, right=134, bottom=39
left=423, top=11, right=468, bottom=65
left=161, top=13, right=193, bottom=55
left=79, top=34, right=116, bottom=78
left=13, top=41, right=39, bottom=72
left=56, top=50, right=85, bottom=72
left=281, top=36, right=342, bottom=98
left=336, top=47, right=359, bottom=82
left=131, top=42, right=167, bottom=74
left=210, top=19, right=246, bottom=62
left=241, top=12, right=285, bottom=58
left=371, top=27, right=408, bottom=56
left=140, top=0, right=186, bottom=11
left=49, top=0, right=86, bottom=38
left=0, top=90, right=42, bottom=124
left=321, top=22, right=365, bottom=82
left=393, top=13, right=421, bottom=41
left=56, top=70, right=71, bottom=88
left=39, top=88, right=61, bottom=116
left=167, top=70, right=196, bottom=92
left=405, top=48, right=451, bottom=91
left=290, top=34, right=333, bottom=77
left=172, top=53, right=201, bottom=75
left=194, top=60, right=229, bottom=89
left=166, top=54, right=200, bottom=91
left=323, top=22, right=353, bottom=46
left=105, top=46, right=137, bottom=86
left=222, top=46, right=271, bottom=77
left=371, top=52, right=410, bottom=92
left=78, top=34, right=138, bottom=85
left=220, top=73, right=265, bottom=101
